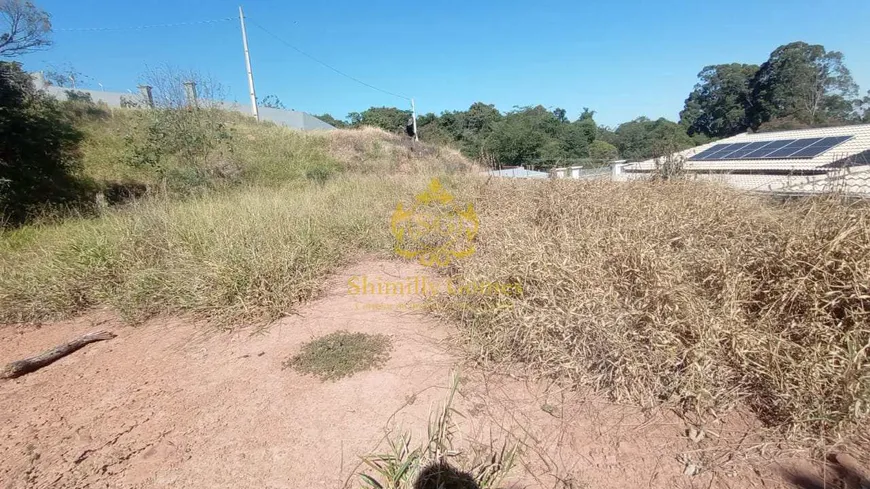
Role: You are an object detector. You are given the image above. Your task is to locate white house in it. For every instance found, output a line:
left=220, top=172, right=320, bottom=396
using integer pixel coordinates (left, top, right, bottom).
left=482, top=167, right=550, bottom=179
left=616, top=124, right=870, bottom=195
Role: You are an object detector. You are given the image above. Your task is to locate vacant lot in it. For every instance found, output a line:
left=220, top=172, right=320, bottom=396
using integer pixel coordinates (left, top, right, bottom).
left=2, top=112, right=869, bottom=487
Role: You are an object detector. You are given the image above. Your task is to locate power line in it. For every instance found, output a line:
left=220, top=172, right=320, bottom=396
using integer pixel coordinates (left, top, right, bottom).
left=57, top=17, right=235, bottom=32
left=247, top=18, right=411, bottom=101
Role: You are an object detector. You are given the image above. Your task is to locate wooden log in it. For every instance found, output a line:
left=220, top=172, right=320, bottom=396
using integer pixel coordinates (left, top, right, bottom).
left=834, top=453, right=870, bottom=489
left=0, top=330, right=116, bottom=379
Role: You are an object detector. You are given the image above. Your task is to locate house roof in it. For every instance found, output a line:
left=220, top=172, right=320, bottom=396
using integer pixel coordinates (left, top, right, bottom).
left=626, top=124, right=870, bottom=172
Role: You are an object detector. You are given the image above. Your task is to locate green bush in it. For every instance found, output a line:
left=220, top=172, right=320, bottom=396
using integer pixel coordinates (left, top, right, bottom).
left=0, top=61, right=90, bottom=226
left=123, top=107, right=234, bottom=176
left=305, top=164, right=333, bottom=184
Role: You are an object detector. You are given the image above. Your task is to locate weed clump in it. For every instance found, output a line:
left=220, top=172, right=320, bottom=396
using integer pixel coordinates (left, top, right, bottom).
left=284, top=331, right=392, bottom=381
left=359, top=373, right=516, bottom=489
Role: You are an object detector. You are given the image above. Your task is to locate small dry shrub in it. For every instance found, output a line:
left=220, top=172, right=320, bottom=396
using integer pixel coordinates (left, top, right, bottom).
left=284, top=331, right=392, bottom=381
left=435, top=179, right=870, bottom=438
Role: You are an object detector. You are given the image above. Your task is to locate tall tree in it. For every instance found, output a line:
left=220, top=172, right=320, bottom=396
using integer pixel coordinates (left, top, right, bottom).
left=749, top=41, right=858, bottom=127
left=0, top=0, right=51, bottom=57
left=347, top=106, right=411, bottom=133
left=854, top=91, right=870, bottom=123
left=560, top=117, right=596, bottom=158
left=680, top=63, right=759, bottom=138
left=464, top=102, right=501, bottom=134
left=588, top=140, right=619, bottom=162
left=614, top=117, right=694, bottom=161
left=483, top=106, right=554, bottom=166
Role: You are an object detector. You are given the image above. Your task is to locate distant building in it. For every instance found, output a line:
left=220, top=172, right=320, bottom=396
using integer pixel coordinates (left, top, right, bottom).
left=482, top=166, right=550, bottom=179
left=551, top=165, right=617, bottom=180
left=617, top=124, right=870, bottom=195
left=30, top=72, right=334, bottom=132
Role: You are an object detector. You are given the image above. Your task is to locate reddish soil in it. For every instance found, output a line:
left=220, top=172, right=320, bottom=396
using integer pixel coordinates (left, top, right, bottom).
left=0, top=260, right=850, bottom=488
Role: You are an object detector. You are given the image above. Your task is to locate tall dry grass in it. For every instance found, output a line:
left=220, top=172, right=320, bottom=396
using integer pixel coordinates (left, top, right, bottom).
left=435, top=178, right=870, bottom=437
left=322, top=126, right=475, bottom=175
left=0, top=176, right=414, bottom=324
left=0, top=112, right=477, bottom=325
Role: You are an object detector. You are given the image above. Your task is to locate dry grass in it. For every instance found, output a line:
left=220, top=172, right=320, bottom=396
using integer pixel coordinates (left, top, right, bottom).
left=0, top=176, right=400, bottom=324
left=0, top=116, right=476, bottom=325
left=434, top=178, right=870, bottom=438
left=322, top=126, right=476, bottom=175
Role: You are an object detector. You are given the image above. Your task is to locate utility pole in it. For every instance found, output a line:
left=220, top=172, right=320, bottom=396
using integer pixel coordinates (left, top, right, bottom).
left=411, top=98, right=418, bottom=142
left=238, top=6, right=259, bottom=121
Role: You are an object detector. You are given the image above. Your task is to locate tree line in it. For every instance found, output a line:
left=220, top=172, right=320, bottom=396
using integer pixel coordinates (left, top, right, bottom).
left=319, top=41, right=870, bottom=168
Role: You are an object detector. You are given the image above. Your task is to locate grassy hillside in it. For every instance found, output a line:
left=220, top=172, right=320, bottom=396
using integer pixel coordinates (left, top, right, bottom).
left=1, top=107, right=476, bottom=323
left=71, top=107, right=471, bottom=195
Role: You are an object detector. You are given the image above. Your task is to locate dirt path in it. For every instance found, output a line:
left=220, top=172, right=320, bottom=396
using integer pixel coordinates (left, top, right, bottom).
left=0, top=260, right=824, bottom=488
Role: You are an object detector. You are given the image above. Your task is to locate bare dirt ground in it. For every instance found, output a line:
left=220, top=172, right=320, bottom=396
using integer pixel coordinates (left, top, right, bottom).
left=0, top=260, right=839, bottom=488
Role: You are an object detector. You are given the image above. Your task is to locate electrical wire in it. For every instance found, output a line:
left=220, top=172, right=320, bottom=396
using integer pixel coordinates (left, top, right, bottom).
left=57, top=17, right=235, bottom=32
left=247, top=18, right=411, bottom=101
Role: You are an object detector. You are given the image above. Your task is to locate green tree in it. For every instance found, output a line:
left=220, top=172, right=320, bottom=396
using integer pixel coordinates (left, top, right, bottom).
left=416, top=113, right=457, bottom=147
left=0, top=0, right=51, bottom=57
left=560, top=118, right=596, bottom=158
left=0, top=61, right=86, bottom=225
left=348, top=106, right=411, bottom=133
left=749, top=41, right=858, bottom=128
left=613, top=117, right=694, bottom=161
left=854, top=90, right=870, bottom=123
left=484, top=108, right=549, bottom=166
left=588, top=140, right=619, bottom=162
left=456, top=102, right=500, bottom=156
left=314, top=113, right=347, bottom=128
left=680, top=63, right=759, bottom=138
left=464, top=102, right=501, bottom=134
left=478, top=105, right=600, bottom=168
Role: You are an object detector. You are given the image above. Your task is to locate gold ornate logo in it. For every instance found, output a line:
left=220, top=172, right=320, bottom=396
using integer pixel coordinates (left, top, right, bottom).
left=391, top=178, right=479, bottom=267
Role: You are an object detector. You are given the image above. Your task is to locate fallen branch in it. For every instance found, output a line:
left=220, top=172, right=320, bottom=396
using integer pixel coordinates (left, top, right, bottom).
left=1, top=330, right=116, bottom=379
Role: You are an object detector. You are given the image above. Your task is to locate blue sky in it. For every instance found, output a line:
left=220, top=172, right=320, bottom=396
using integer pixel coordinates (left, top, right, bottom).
left=18, top=0, right=870, bottom=127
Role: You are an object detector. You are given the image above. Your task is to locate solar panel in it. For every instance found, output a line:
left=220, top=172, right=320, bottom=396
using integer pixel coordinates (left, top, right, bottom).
left=688, top=136, right=853, bottom=161
left=743, top=139, right=796, bottom=158
left=785, top=136, right=853, bottom=158
left=689, top=146, right=722, bottom=160
left=710, top=142, right=750, bottom=159
left=703, top=144, right=737, bottom=157
left=789, top=146, right=829, bottom=158
left=719, top=141, right=772, bottom=159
